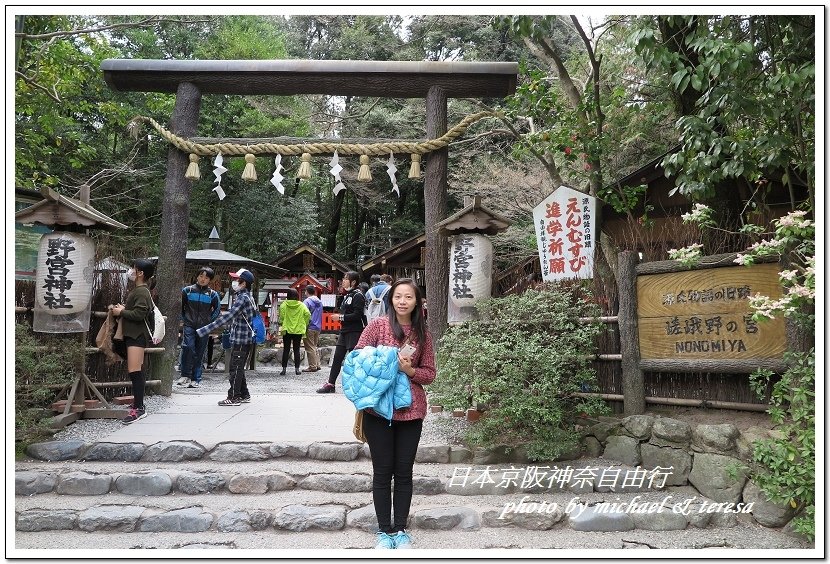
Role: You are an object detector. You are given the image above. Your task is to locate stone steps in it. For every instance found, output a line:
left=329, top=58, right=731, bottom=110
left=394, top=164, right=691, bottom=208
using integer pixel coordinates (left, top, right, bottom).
left=15, top=437, right=812, bottom=551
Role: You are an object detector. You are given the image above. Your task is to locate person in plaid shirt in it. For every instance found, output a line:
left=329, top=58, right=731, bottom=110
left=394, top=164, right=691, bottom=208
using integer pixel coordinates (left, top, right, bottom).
left=197, top=268, right=258, bottom=406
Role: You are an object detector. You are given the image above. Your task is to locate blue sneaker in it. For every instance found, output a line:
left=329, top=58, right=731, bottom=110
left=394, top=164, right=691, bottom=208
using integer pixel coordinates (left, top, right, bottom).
left=393, top=530, right=413, bottom=549
left=374, top=532, right=395, bottom=549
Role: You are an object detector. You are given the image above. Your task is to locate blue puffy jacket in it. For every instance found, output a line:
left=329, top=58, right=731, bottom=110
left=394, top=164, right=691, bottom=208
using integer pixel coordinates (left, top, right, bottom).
left=342, top=345, right=412, bottom=421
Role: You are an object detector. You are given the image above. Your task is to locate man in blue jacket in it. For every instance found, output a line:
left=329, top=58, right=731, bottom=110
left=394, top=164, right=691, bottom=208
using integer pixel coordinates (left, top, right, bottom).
left=177, top=266, right=220, bottom=388
left=302, top=285, right=323, bottom=372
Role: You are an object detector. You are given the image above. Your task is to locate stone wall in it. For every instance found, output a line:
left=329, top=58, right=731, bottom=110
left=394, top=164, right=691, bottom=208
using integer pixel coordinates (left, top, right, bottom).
left=579, top=415, right=798, bottom=530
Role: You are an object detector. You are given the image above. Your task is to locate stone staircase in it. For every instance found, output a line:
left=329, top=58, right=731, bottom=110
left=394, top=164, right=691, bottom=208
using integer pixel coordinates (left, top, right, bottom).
left=14, top=439, right=811, bottom=551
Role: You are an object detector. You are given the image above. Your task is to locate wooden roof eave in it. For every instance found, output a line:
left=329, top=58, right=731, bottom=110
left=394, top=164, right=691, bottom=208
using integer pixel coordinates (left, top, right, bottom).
left=359, top=233, right=427, bottom=271
left=271, top=243, right=351, bottom=274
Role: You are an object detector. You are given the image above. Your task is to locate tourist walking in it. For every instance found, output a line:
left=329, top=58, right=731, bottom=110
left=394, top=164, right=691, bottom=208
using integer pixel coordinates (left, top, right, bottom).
left=302, top=285, right=323, bottom=372
left=109, top=258, right=157, bottom=425
left=365, top=273, right=392, bottom=323
left=196, top=268, right=258, bottom=406
left=278, top=287, right=310, bottom=376
left=176, top=266, right=220, bottom=389
left=353, top=278, right=436, bottom=549
left=316, top=271, right=365, bottom=393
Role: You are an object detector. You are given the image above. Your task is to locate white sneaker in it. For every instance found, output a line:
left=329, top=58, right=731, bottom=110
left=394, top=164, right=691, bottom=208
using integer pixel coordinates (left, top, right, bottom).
left=176, top=377, right=190, bottom=386
left=187, top=381, right=200, bottom=388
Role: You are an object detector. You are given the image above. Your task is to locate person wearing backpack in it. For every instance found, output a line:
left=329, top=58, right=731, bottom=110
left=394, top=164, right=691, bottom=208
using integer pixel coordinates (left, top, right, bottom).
left=365, top=273, right=392, bottom=323
left=196, top=268, right=258, bottom=406
left=109, top=258, right=156, bottom=425
left=302, top=285, right=323, bottom=372
left=278, top=287, right=311, bottom=376
left=317, top=271, right=365, bottom=393
left=177, top=266, right=220, bottom=389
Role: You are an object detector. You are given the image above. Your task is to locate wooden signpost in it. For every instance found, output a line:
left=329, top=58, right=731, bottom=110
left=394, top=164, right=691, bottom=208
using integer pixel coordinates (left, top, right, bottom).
left=636, top=261, right=787, bottom=373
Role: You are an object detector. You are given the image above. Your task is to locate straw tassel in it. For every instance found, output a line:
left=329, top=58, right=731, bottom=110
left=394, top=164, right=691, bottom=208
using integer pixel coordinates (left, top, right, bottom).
left=297, top=152, right=312, bottom=180
left=358, top=155, right=372, bottom=182
left=126, top=118, right=143, bottom=141
left=242, top=153, right=257, bottom=181
left=185, top=154, right=201, bottom=180
left=408, top=154, right=421, bottom=179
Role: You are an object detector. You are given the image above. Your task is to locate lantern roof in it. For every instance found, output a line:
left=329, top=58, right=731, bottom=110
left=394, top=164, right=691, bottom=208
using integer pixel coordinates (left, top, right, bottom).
left=14, top=186, right=127, bottom=231
left=436, top=195, right=512, bottom=236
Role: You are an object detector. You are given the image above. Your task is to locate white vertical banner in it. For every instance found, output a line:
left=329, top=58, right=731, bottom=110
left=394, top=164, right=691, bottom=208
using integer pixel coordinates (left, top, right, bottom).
left=532, top=185, right=597, bottom=282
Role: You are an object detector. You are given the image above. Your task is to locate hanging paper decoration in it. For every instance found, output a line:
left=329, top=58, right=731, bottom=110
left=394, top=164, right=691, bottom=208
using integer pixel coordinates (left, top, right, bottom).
left=358, top=155, right=372, bottom=182
left=330, top=151, right=346, bottom=196
left=271, top=154, right=286, bottom=195
left=409, top=154, right=422, bottom=179
left=185, top=154, right=201, bottom=180
left=242, top=153, right=257, bottom=181
left=386, top=152, right=400, bottom=197
left=212, top=153, right=227, bottom=200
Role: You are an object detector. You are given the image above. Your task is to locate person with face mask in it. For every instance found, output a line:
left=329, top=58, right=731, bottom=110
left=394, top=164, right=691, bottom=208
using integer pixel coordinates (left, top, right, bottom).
left=316, top=271, right=365, bottom=393
left=196, top=268, right=258, bottom=406
left=109, top=258, right=157, bottom=424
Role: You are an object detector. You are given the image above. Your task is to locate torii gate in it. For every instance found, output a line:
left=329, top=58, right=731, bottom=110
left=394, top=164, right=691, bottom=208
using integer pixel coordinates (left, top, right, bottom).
left=101, top=59, right=517, bottom=391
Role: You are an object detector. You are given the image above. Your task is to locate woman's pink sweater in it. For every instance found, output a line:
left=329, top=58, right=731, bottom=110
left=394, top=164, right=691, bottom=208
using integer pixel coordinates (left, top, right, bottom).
left=354, top=317, right=436, bottom=421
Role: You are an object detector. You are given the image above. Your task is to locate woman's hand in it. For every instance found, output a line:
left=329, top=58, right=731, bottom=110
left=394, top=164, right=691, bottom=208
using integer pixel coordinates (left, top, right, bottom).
left=398, top=352, right=415, bottom=377
left=110, top=304, right=125, bottom=317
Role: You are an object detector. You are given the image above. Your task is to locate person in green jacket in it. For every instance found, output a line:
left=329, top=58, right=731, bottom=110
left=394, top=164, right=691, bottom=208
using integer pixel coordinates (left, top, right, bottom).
left=279, top=287, right=311, bottom=375
left=109, top=258, right=156, bottom=425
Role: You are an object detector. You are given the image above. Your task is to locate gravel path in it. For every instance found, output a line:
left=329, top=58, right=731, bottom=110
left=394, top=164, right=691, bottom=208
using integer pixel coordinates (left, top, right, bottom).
left=51, top=364, right=470, bottom=446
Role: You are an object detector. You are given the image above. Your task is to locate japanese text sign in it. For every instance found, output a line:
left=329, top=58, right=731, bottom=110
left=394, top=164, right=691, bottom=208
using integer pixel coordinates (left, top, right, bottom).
left=532, top=186, right=597, bottom=282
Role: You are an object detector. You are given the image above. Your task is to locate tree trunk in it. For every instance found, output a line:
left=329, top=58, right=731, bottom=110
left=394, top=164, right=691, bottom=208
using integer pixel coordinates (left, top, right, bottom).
left=424, top=85, right=449, bottom=343
left=156, top=81, right=201, bottom=396
left=326, top=189, right=346, bottom=253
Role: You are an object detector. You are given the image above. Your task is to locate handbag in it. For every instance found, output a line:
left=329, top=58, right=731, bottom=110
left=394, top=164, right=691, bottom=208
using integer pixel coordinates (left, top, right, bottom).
left=353, top=410, right=367, bottom=443
left=143, top=293, right=166, bottom=345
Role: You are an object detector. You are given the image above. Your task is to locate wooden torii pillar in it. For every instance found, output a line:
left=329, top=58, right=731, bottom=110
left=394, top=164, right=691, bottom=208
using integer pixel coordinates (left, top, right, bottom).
left=101, top=59, right=518, bottom=381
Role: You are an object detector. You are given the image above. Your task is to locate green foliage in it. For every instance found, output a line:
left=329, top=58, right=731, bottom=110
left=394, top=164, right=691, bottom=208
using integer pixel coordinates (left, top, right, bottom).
left=14, top=323, right=82, bottom=455
left=749, top=351, right=815, bottom=540
left=632, top=15, right=815, bottom=202
left=430, top=283, right=608, bottom=460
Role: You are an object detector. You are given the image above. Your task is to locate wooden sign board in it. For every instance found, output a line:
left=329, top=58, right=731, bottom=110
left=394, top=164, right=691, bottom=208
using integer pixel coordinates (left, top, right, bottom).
left=637, top=263, right=786, bottom=361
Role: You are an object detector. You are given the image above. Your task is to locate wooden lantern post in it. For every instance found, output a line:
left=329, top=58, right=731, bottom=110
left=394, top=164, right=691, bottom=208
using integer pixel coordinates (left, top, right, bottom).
left=15, top=186, right=128, bottom=428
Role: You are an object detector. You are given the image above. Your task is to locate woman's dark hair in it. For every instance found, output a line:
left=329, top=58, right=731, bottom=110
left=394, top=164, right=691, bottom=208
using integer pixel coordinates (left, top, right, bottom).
left=343, top=271, right=360, bottom=289
left=286, top=288, right=299, bottom=301
left=133, top=258, right=156, bottom=280
left=358, top=282, right=369, bottom=295
left=388, top=278, right=426, bottom=345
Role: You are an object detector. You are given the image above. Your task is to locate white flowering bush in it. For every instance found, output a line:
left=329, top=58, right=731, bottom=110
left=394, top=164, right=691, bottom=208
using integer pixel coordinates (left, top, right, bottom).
left=671, top=204, right=816, bottom=540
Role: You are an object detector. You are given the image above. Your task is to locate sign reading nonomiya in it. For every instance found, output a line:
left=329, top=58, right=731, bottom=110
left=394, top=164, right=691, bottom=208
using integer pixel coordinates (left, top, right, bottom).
left=636, top=263, right=786, bottom=360
left=532, top=185, right=597, bottom=282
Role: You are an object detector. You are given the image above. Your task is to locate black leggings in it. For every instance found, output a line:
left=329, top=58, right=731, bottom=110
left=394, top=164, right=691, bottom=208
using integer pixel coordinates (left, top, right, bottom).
left=327, top=331, right=361, bottom=386
left=363, top=411, right=423, bottom=533
left=281, top=333, right=302, bottom=369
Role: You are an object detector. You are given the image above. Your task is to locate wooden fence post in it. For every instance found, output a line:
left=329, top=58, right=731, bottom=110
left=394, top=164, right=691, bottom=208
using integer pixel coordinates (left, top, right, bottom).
left=618, top=251, right=645, bottom=415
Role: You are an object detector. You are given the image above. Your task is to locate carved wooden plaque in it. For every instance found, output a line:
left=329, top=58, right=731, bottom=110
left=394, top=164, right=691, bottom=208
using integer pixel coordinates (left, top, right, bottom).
left=637, top=263, right=787, bottom=360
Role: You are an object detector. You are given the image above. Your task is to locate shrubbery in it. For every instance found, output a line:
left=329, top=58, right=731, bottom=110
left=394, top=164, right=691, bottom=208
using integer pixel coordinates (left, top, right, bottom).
left=429, top=282, right=608, bottom=461
left=14, top=322, right=81, bottom=457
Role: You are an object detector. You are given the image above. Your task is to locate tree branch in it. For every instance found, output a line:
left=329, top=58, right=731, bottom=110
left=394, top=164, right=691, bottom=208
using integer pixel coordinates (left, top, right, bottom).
left=16, top=17, right=209, bottom=41
left=15, top=70, right=60, bottom=102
